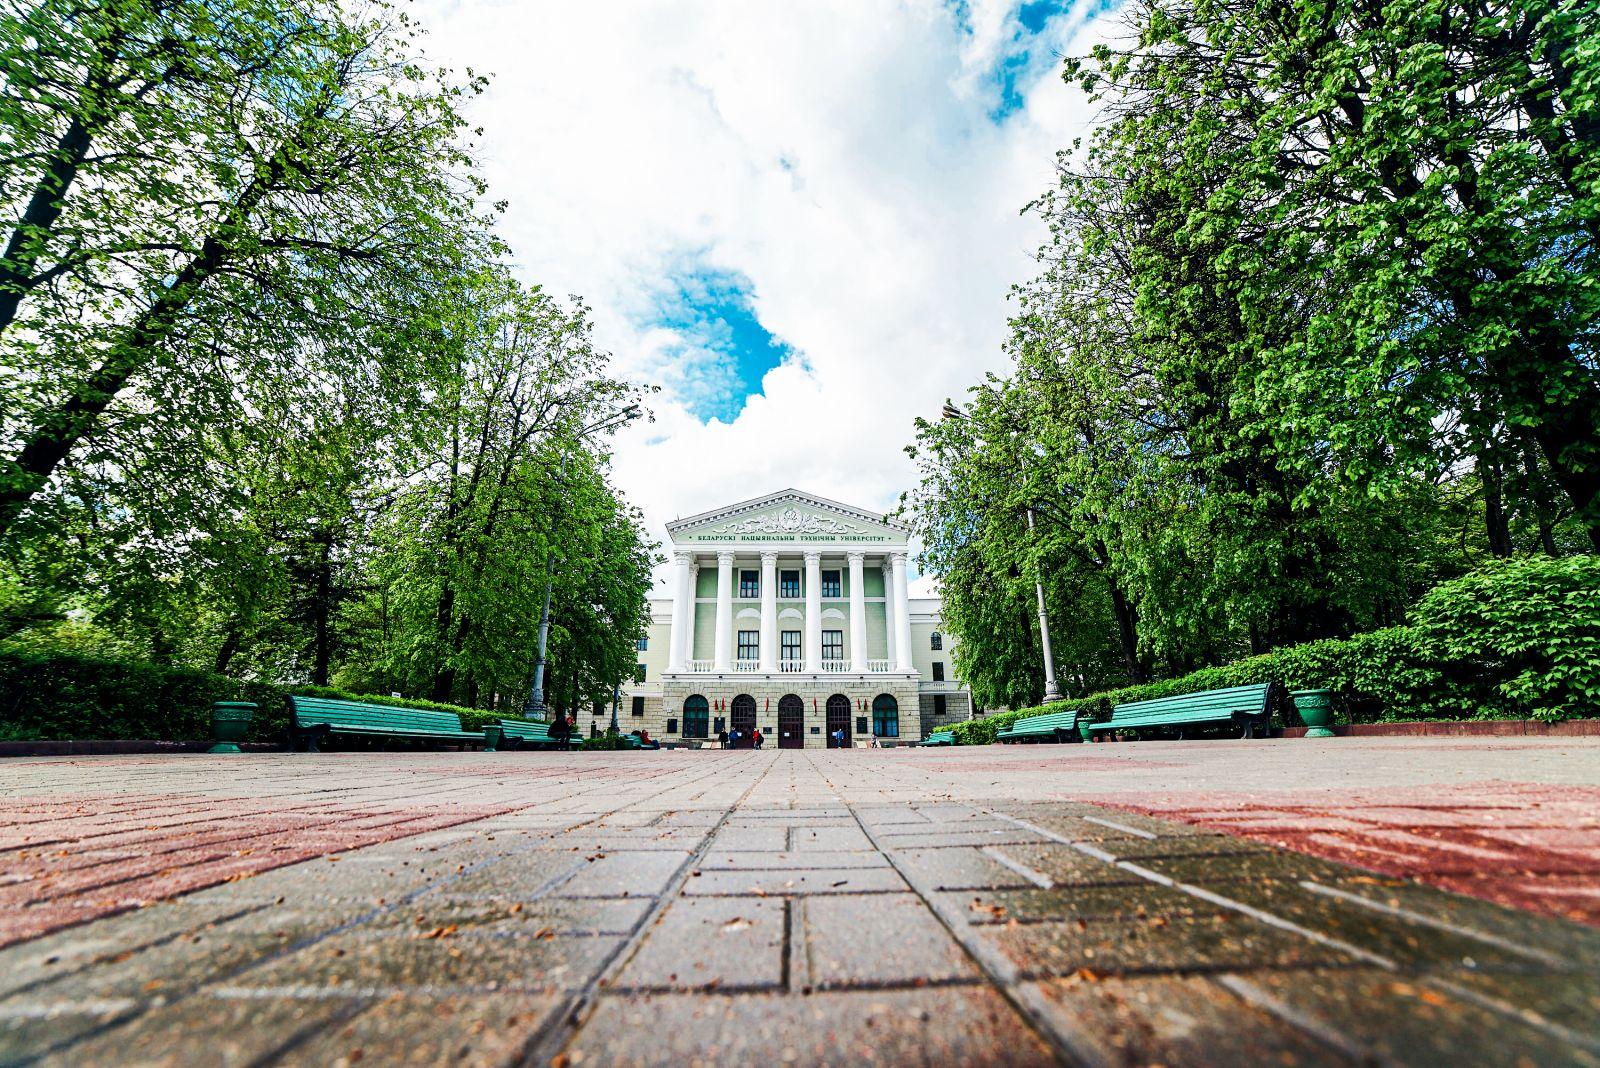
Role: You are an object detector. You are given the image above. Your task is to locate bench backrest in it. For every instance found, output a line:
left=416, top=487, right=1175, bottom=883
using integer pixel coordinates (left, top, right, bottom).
left=927, top=730, right=954, bottom=742
left=499, top=719, right=554, bottom=740
left=1108, top=683, right=1272, bottom=726
left=1012, top=710, right=1079, bottom=732
left=291, top=696, right=466, bottom=734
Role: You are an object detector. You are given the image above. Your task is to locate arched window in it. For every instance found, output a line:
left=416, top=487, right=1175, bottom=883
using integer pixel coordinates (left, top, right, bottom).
left=682, top=695, right=709, bottom=739
left=872, top=694, right=899, bottom=738
left=825, top=694, right=852, bottom=747
left=930, top=631, right=942, bottom=651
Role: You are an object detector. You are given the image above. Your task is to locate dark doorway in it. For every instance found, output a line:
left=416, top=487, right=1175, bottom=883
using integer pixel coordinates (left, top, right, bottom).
left=730, top=694, right=757, bottom=748
left=825, top=694, right=852, bottom=748
left=778, top=694, right=804, bottom=749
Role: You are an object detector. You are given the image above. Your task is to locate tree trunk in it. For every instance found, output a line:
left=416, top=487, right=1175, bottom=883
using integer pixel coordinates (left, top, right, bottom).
left=0, top=117, right=92, bottom=337
left=1106, top=578, right=1147, bottom=684
left=310, top=530, right=334, bottom=687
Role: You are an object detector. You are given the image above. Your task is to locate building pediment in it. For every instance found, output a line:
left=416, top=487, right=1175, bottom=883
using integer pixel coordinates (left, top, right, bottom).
left=669, top=489, right=907, bottom=547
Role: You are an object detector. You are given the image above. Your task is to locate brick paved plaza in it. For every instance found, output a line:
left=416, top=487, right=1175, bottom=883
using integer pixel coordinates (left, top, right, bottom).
left=2, top=739, right=1599, bottom=1066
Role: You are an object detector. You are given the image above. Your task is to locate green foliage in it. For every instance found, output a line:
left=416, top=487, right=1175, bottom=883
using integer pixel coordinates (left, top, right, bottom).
left=0, top=650, right=517, bottom=742
left=949, top=556, right=1600, bottom=742
left=581, top=733, right=628, bottom=751
left=1412, top=556, right=1600, bottom=721
left=947, top=702, right=1075, bottom=746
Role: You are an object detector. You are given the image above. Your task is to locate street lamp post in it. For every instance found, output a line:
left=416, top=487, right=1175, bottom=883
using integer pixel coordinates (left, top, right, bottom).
left=942, top=401, right=1063, bottom=704
left=524, top=404, right=640, bottom=721
left=609, top=684, right=620, bottom=736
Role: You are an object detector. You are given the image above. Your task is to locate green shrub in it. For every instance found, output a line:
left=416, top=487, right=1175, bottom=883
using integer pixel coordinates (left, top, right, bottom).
left=0, top=650, right=518, bottom=743
left=582, top=733, right=626, bottom=750
left=0, top=650, right=285, bottom=742
left=955, top=555, right=1598, bottom=742
left=1412, top=555, right=1600, bottom=722
left=948, top=701, right=1073, bottom=745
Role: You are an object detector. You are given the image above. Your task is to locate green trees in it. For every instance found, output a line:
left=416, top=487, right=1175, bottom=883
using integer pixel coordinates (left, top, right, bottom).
left=0, top=1, right=654, bottom=720
left=907, top=0, right=1598, bottom=705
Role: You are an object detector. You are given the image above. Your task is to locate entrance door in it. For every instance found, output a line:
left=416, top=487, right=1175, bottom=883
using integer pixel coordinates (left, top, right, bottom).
left=825, top=694, right=852, bottom=749
left=777, top=695, right=804, bottom=749
left=729, top=694, right=757, bottom=748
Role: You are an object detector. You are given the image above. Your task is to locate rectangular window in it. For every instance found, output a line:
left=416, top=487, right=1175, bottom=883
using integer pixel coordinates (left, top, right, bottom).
left=666, top=717, right=678, bottom=734
left=737, top=630, right=759, bottom=661
left=780, top=570, right=800, bottom=598
left=821, top=570, right=841, bottom=597
left=635, top=663, right=646, bottom=682
left=739, top=569, right=759, bottom=598
left=932, top=662, right=944, bottom=682
left=930, top=631, right=942, bottom=651
left=934, top=694, right=947, bottom=717
left=631, top=695, right=645, bottom=717
left=822, top=630, right=844, bottom=661
left=636, top=636, right=649, bottom=651
left=780, top=630, right=801, bottom=663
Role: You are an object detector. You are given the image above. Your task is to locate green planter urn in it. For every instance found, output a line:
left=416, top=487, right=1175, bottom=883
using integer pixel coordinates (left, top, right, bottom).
left=1291, top=689, right=1336, bottom=739
left=483, top=724, right=502, bottom=752
left=208, top=701, right=257, bottom=754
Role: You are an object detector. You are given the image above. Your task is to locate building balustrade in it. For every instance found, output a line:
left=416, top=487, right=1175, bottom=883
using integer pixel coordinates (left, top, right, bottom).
left=673, top=657, right=906, bottom=675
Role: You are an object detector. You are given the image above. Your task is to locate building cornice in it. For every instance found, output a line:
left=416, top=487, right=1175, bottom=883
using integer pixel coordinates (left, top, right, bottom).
left=666, top=488, right=909, bottom=538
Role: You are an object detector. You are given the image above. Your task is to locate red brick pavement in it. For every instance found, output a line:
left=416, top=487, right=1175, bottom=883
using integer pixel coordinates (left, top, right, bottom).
left=1099, top=780, right=1600, bottom=926
left=0, top=793, right=519, bottom=948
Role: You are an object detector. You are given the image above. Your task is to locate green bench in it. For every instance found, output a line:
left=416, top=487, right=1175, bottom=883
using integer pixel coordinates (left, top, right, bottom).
left=289, top=696, right=484, bottom=752
left=490, top=719, right=565, bottom=751
left=919, top=730, right=956, bottom=747
left=996, top=708, right=1080, bottom=744
left=1087, top=682, right=1275, bottom=741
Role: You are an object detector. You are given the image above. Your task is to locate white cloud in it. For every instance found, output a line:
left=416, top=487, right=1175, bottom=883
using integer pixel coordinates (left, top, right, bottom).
left=411, top=0, right=1116, bottom=589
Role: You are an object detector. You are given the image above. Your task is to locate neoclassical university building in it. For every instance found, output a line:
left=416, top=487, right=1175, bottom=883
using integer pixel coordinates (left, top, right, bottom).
left=618, top=489, right=974, bottom=747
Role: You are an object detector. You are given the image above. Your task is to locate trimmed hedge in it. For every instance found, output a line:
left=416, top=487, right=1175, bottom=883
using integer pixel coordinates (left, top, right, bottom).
left=0, top=650, right=542, bottom=744
left=947, top=555, right=1600, bottom=744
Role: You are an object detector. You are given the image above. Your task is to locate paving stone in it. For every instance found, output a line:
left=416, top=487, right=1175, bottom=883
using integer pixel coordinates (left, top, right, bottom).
left=986, top=842, right=1142, bottom=887
left=892, top=846, right=1042, bottom=891
left=615, top=896, right=785, bottom=991
left=1130, top=848, right=1380, bottom=885
left=1226, top=967, right=1600, bottom=1066
left=565, top=987, right=1057, bottom=1067
left=682, top=867, right=909, bottom=896
left=987, top=912, right=1357, bottom=977
left=873, top=828, right=1052, bottom=849
left=953, top=883, right=1205, bottom=925
left=434, top=848, right=585, bottom=897
left=699, top=849, right=889, bottom=870
left=280, top=992, right=561, bottom=1066
left=242, top=930, right=618, bottom=993
left=1025, top=974, right=1351, bottom=1067
left=550, top=849, right=689, bottom=898
left=804, top=893, right=978, bottom=988
left=789, top=825, right=875, bottom=851
left=32, top=991, right=358, bottom=1068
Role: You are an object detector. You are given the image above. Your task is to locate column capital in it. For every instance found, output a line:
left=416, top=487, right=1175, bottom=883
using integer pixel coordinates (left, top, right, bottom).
left=688, top=560, right=700, bottom=575
left=673, top=550, right=694, bottom=565
left=759, top=549, right=780, bottom=564
left=845, top=549, right=866, bottom=565
left=716, top=549, right=737, bottom=565
left=890, top=550, right=909, bottom=566
left=803, top=549, right=822, bottom=565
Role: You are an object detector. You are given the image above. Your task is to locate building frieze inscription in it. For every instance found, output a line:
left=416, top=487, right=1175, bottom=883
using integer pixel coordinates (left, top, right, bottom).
left=689, top=507, right=893, bottom=543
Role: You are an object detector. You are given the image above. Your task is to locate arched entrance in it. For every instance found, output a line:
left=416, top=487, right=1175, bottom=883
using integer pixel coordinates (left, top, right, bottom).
left=825, top=694, right=852, bottom=748
left=872, top=694, right=899, bottom=740
left=682, top=695, right=710, bottom=740
left=730, top=694, right=757, bottom=748
left=777, top=694, right=804, bottom=749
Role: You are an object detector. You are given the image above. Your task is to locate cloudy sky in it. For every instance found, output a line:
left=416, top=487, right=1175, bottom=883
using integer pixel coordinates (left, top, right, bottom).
left=412, top=0, right=1118, bottom=590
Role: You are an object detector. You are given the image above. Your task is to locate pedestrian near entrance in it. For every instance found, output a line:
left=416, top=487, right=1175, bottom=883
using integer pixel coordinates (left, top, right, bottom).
left=754, top=728, right=764, bottom=749
left=717, top=729, right=728, bottom=749
left=831, top=727, right=844, bottom=748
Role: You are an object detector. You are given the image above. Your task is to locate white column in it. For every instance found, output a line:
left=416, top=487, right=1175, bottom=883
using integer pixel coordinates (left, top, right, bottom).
left=804, top=550, right=822, bottom=671
left=891, top=551, right=914, bottom=672
left=881, top=559, right=896, bottom=668
left=759, top=551, right=778, bottom=672
left=668, top=551, right=690, bottom=671
left=683, top=560, right=699, bottom=667
left=847, top=550, right=866, bottom=672
left=713, top=550, right=735, bottom=671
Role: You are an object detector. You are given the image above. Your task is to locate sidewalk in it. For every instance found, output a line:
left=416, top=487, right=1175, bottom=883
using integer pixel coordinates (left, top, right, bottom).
left=1, top=739, right=1597, bottom=1066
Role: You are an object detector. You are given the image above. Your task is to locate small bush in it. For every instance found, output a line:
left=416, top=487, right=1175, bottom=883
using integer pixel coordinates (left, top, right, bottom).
left=582, top=733, right=626, bottom=750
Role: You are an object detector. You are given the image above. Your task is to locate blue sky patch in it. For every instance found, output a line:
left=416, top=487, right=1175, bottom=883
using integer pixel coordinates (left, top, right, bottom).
left=639, top=260, right=797, bottom=424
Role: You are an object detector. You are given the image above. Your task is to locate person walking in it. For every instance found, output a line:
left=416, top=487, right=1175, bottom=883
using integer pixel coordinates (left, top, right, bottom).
left=753, top=728, right=764, bottom=750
